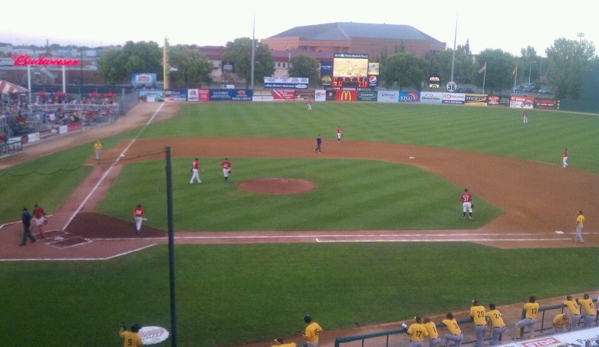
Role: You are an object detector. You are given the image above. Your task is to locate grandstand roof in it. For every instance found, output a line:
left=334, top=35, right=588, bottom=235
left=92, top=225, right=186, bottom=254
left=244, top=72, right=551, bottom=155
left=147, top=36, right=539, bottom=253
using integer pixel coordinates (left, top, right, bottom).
left=268, top=22, right=444, bottom=45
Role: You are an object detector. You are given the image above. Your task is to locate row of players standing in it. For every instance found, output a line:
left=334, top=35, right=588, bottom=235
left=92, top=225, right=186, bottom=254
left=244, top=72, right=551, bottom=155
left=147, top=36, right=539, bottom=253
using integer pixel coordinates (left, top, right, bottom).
left=405, top=294, right=596, bottom=347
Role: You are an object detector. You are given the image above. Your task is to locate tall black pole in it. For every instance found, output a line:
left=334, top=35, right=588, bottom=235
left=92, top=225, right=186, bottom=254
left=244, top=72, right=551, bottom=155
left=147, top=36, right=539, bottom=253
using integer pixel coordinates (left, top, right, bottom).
left=165, top=146, right=177, bottom=347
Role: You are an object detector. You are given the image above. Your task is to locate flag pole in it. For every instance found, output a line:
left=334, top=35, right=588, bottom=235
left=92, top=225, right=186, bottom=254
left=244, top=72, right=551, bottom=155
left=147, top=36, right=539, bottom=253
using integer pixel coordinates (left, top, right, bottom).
left=481, top=62, right=486, bottom=94
left=512, top=63, right=518, bottom=91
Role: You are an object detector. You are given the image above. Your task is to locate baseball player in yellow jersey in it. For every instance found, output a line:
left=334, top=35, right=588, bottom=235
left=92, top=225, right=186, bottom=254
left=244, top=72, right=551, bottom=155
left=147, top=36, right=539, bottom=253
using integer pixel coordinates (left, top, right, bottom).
left=442, top=312, right=463, bottom=347
left=563, top=295, right=581, bottom=331
left=513, top=296, right=539, bottom=340
left=469, top=300, right=486, bottom=347
left=578, top=293, right=596, bottom=328
left=574, top=211, right=585, bottom=244
left=94, top=140, right=102, bottom=163
left=119, top=323, right=143, bottom=347
left=552, top=312, right=571, bottom=333
left=423, top=317, right=441, bottom=347
left=485, top=304, right=506, bottom=346
left=406, top=316, right=429, bottom=347
left=299, top=315, right=323, bottom=347
left=272, top=337, right=297, bottom=347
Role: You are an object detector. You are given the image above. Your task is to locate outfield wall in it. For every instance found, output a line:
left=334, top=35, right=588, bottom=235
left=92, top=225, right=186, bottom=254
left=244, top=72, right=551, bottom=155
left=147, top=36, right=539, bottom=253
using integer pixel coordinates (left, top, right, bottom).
left=141, top=88, right=564, bottom=111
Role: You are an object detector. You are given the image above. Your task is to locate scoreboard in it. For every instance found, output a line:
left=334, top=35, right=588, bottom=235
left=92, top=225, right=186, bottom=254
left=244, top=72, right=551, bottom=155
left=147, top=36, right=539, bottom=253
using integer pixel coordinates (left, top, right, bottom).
left=332, top=76, right=368, bottom=88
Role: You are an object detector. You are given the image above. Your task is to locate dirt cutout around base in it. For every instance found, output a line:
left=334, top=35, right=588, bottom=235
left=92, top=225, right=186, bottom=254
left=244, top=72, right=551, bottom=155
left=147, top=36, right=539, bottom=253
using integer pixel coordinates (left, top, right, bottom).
left=237, top=178, right=317, bottom=195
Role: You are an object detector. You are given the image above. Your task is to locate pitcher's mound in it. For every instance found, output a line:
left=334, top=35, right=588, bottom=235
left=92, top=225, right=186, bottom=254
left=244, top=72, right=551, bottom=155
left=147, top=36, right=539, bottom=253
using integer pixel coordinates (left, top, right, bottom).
left=236, top=178, right=317, bottom=195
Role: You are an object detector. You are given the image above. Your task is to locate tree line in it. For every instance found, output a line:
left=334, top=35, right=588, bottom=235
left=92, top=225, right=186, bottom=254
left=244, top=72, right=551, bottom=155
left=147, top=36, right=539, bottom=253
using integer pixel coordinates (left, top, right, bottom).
left=94, top=37, right=597, bottom=100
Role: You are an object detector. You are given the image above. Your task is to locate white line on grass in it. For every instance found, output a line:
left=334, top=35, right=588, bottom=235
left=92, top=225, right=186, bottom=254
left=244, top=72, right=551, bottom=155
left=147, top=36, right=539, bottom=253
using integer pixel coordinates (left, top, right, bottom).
left=0, top=243, right=157, bottom=262
left=62, top=103, right=165, bottom=231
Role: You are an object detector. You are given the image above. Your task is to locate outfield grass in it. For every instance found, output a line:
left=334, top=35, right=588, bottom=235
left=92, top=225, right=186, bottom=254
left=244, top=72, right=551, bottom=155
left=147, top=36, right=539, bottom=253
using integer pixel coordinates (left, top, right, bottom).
left=4, top=244, right=599, bottom=347
left=1, top=102, right=598, bottom=347
left=95, top=158, right=502, bottom=231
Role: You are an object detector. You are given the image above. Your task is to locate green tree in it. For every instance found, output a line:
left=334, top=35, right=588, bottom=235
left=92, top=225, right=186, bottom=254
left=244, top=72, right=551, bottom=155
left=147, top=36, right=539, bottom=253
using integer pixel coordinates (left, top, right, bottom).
left=288, top=54, right=320, bottom=86
left=471, top=49, right=517, bottom=93
left=380, top=52, right=428, bottom=91
left=430, top=48, right=473, bottom=87
left=221, top=37, right=274, bottom=88
left=519, top=46, right=541, bottom=85
left=168, top=45, right=213, bottom=88
left=545, top=38, right=596, bottom=99
left=96, top=41, right=162, bottom=85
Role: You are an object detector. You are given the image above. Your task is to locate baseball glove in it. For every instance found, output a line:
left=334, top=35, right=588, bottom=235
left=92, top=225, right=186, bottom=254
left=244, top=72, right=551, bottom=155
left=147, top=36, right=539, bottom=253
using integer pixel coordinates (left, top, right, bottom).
left=43, top=219, right=48, bottom=225
left=471, top=204, right=474, bottom=209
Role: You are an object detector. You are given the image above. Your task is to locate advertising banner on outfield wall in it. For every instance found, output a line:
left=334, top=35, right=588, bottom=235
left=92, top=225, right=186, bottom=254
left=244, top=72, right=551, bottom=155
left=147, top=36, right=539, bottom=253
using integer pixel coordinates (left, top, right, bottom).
left=164, top=89, right=187, bottom=102
left=139, top=89, right=164, bottom=102
left=442, top=92, right=465, bottom=105
left=497, top=326, right=599, bottom=347
left=272, top=89, right=295, bottom=101
left=295, top=89, right=315, bottom=100
left=315, top=90, right=326, bottom=102
left=377, top=90, right=399, bottom=103
left=358, top=90, right=377, bottom=101
left=420, top=92, right=443, bottom=104
left=209, top=89, right=252, bottom=101
left=252, top=90, right=273, bottom=102
left=510, top=96, right=534, bottom=109
left=534, top=98, right=558, bottom=110
left=399, top=91, right=420, bottom=103
left=488, top=94, right=511, bottom=107
left=464, top=94, right=488, bottom=106
left=336, top=89, right=357, bottom=102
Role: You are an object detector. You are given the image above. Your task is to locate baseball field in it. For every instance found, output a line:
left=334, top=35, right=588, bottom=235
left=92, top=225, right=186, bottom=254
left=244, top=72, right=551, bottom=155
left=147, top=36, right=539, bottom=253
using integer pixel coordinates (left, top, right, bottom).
left=1, top=102, right=598, bottom=347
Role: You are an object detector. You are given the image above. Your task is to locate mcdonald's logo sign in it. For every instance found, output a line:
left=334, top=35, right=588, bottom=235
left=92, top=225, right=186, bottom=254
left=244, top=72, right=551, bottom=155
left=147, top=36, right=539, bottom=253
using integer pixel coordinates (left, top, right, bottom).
left=336, top=90, right=356, bottom=102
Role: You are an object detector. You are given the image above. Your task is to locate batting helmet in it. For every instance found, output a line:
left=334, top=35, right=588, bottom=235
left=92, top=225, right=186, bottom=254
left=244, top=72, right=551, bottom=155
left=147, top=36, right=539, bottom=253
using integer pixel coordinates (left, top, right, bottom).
left=131, top=323, right=142, bottom=332
left=304, top=315, right=312, bottom=323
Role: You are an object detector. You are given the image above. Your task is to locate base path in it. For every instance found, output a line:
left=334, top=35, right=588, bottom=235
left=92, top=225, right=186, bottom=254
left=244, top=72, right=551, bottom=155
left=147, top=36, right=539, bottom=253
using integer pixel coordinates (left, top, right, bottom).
left=1, top=102, right=597, bottom=261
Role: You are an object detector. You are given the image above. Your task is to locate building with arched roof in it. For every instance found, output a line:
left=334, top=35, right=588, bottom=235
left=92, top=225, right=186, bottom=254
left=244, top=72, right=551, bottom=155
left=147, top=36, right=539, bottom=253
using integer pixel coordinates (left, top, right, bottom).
left=261, top=22, right=446, bottom=60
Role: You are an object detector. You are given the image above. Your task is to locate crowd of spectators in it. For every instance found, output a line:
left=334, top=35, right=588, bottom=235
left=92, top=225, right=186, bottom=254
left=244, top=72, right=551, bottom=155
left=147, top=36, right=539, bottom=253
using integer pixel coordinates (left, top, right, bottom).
left=0, top=92, right=119, bottom=141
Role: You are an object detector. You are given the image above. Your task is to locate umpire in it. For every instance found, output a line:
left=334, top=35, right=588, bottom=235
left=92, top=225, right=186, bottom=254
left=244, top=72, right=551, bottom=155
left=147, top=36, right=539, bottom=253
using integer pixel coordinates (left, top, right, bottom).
left=20, top=207, right=36, bottom=246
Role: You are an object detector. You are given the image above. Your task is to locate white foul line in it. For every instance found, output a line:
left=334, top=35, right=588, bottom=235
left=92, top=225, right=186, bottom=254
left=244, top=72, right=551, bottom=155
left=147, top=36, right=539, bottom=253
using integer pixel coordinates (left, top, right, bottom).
left=61, top=103, right=165, bottom=231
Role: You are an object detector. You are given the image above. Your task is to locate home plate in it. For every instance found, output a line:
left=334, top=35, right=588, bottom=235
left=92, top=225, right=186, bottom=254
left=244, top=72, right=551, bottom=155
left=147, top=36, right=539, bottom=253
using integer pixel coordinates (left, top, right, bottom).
left=554, top=230, right=565, bottom=234
left=55, top=236, right=64, bottom=240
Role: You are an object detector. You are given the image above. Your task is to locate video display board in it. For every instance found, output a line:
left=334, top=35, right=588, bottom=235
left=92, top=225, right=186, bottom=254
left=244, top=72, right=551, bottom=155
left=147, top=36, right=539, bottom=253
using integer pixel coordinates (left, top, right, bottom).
left=332, top=53, right=369, bottom=88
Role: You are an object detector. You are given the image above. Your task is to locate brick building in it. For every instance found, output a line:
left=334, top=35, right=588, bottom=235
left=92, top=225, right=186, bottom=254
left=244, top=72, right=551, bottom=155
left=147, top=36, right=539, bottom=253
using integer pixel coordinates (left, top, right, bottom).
left=261, top=22, right=446, bottom=60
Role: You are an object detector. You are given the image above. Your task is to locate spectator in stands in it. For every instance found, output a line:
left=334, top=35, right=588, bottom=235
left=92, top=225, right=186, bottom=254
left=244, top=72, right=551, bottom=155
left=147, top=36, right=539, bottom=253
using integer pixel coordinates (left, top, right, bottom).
left=552, top=312, right=571, bottom=333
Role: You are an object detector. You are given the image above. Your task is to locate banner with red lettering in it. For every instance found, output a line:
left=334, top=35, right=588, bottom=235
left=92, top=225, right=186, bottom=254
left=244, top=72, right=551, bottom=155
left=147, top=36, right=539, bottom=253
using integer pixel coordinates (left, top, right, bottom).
left=272, top=89, right=295, bottom=101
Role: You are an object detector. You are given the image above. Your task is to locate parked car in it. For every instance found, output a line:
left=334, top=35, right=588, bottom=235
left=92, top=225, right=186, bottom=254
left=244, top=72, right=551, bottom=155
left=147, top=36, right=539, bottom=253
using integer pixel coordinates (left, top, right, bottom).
left=510, top=90, right=527, bottom=96
left=454, top=87, right=474, bottom=93
left=538, top=87, right=552, bottom=94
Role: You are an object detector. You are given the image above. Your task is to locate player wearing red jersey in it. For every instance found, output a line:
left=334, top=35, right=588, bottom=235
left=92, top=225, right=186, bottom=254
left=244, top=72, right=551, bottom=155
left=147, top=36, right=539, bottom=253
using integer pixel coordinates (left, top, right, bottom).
left=337, top=126, right=343, bottom=143
left=32, top=204, right=46, bottom=238
left=460, top=189, right=473, bottom=220
left=133, top=204, right=144, bottom=233
left=190, top=158, right=202, bottom=184
left=221, top=158, right=232, bottom=182
left=563, top=148, right=568, bottom=168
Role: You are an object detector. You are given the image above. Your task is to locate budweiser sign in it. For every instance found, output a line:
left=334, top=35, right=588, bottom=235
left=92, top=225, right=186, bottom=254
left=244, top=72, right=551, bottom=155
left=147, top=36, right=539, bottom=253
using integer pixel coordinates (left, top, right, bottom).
left=11, top=54, right=80, bottom=66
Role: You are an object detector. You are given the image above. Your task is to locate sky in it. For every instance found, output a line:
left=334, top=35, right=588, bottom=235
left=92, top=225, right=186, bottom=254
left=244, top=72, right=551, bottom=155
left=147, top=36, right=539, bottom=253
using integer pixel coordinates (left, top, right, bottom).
left=1, top=0, right=596, bottom=57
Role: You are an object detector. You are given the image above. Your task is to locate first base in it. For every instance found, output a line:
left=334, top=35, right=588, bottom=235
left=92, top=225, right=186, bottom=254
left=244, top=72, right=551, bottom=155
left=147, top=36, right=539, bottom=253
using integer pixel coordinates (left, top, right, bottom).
left=409, top=156, right=415, bottom=159
left=554, top=230, right=565, bottom=234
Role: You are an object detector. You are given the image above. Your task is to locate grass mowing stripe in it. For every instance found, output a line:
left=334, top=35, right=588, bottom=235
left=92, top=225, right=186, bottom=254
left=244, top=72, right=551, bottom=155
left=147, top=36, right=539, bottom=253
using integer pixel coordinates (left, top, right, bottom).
left=140, top=103, right=599, bottom=173
left=5, top=243, right=598, bottom=347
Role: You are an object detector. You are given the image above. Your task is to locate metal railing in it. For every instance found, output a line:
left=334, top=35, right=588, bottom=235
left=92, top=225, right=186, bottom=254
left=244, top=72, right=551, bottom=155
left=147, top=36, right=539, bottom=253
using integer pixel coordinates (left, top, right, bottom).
left=335, top=299, right=598, bottom=347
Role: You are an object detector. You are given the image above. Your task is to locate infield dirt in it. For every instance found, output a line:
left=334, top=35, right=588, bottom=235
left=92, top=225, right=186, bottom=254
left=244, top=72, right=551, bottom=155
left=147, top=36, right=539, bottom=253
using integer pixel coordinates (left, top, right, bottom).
left=1, top=102, right=597, bottom=347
